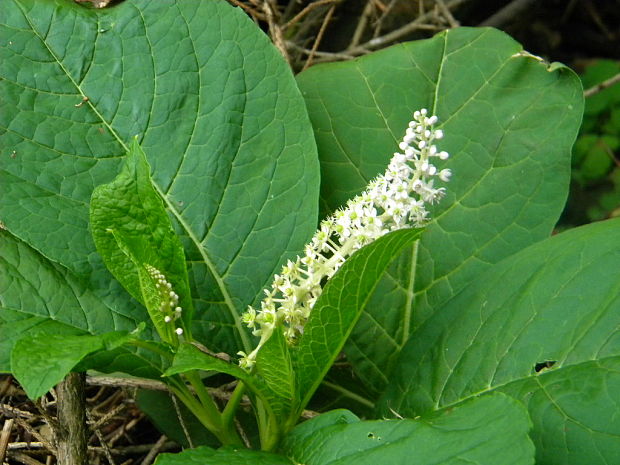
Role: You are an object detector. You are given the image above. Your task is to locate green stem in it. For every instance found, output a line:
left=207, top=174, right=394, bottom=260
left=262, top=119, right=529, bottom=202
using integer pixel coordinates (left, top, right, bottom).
left=321, top=380, right=375, bottom=409
left=221, top=381, right=245, bottom=439
left=167, top=377, right=214, bottom=428
left=256, top=399, right=273, bottom=451
left=166, top=376, right=235, bottom=446
left=184, top=372, right=222, bottom=425
left=183, top=371, right=243, bottom=446
left=127, top=339, right=174, bottom=360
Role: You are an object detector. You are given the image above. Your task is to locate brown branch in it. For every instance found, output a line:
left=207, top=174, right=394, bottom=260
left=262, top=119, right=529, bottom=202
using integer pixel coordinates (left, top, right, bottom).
left=283, top=0, right=340, bottom=30
left=436, top=0, right=460, bottom=27
left=7, top=451, right=47, bottom=465
left=478, top=0, right=535, bottom=27
left=7, top=416, right=55, bottom=455
left=89, top=441, right=178, bottom=456
left=86, top=375, right=168, bottom=392
left=139, top=435, right=169, bottom=465
left=0, top=404, right=36, bottom=420
left=0, top=418, right=14, bottom=463
left=86, top=409, right=116, bottom=465
left=263, top=0, right=290, bottom=63
left=347, top=0, right=468, bottom=54
left=349, top=1, right=375, bottom=49
left=226, top=0, right=266, bottom=21
left=286, top=41, right=356, bottom=60
left=56, top=373, right=88, bottom=465
left=302, top=4, right=336, bottom=71
left=373, top=0, right=398, bottom=38
left=85, top=375, right=237, bottom=403
left=584, top=71, right=620, bottom=98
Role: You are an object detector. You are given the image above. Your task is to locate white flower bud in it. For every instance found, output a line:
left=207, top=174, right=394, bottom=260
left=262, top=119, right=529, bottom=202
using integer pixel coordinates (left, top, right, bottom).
left=439, top=169, right=452, bottom=182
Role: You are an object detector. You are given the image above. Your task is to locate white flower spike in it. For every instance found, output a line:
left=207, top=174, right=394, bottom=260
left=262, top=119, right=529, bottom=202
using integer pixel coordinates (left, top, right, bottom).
left=238, top=109, right=451, bottom=369
left=145, top=264, right=184, bottom=340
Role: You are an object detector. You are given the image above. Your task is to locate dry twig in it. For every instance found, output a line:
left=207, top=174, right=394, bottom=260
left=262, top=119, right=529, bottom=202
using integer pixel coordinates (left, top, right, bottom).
left=139, top=435, right=168, bottom=465
left=584, top=72, right=620, bottom=98
left=86, top=410, right=116, bottom=465
left=479, top=0, right=535, bottom=27
left=0, top=418, right=15, bottom=463
left=436, top=0, right=460, bottom=27
left=302, top=3, right=336, bottom=71
left=347, top=0, right=468, bottom=54
left=263, top=0, right=290, bottom=62
left=283, top=0, right=340, bottom=30
left=349, top=0, right=375, bottom=49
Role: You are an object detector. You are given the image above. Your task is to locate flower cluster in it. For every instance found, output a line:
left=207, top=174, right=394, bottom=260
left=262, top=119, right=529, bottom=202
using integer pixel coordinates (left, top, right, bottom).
left=145, top=264, right=184, bottom=337
left=238, top=109, right=451, bottom=369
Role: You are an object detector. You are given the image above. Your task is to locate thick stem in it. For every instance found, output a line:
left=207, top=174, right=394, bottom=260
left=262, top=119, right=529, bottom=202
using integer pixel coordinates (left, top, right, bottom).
left=167, top=375, right=242, bottom=447
left=56, top=373, right=88, bottom=465
left=221, top=381, right=245, bottom=440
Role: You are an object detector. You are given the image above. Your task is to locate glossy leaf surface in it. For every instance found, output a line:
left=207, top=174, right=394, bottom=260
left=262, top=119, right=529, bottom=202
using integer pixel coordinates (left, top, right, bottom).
left=297, top=27, right=583, bottom=393
left=379, top=218, right=620, bottom=464
left=282, top=393, right=533, bottom=465
left=294, top=228, right=423, bottom=415
left=0, top=0, right=319, bottom=355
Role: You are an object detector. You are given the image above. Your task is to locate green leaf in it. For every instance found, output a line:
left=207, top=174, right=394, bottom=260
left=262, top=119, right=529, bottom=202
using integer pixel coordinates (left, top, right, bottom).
left=283, top=409, right=359, bottom=441
left=90, top=138, right=193, bottom=340
left=0, top=230, right=146, bottom=371
left=1, top=0, right=319, bottom=355
left=501, top=358, right=620, bottom=464
left=379, top=218, right=620, bottom=464
left=297, top=27, right=583, bottom=393
left=154, top=446, right=293, bottom=465
left=281, top=394, right=533, bottom=465
left=11, top=331, right=133, bottom=398
left=165, top=342, right=249, bottom=381
left=77, top=345, right=169, bottom=381
left=293, top=228, right=423, bottom=416
left=256, top=326, right=296, bottom=420
left=0, top=309, right=84, bottom=373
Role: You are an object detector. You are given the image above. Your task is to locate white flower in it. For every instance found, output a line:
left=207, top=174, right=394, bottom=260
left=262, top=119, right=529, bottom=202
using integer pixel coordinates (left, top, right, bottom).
left=239, top=109, right=451, bottom=369
left=144, top=264, right=184, bottom=342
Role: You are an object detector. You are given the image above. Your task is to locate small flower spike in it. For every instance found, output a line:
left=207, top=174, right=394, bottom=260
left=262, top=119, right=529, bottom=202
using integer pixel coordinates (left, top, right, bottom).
left=238, top=109, right=451, bottom=369
left=144, top=264, right=184, bottom=338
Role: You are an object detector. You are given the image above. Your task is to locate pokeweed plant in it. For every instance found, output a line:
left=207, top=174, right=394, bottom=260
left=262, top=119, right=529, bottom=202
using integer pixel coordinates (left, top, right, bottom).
left=2, top=1, right=619, bottom=464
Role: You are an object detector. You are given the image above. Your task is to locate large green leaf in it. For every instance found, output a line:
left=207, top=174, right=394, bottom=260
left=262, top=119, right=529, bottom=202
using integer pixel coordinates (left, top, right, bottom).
left=0, top=230, right=144, bottom=371
left=281, top=393, right=533, bottom=465
left=293, top=228, right=423, bottom=417
left=0, top=0, right=319, bottom=355
left=379, top=218, right=620, bottom=464
left=11, top=330, right=133, bottom=398
left=296, top=27, right=583, bottom=393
